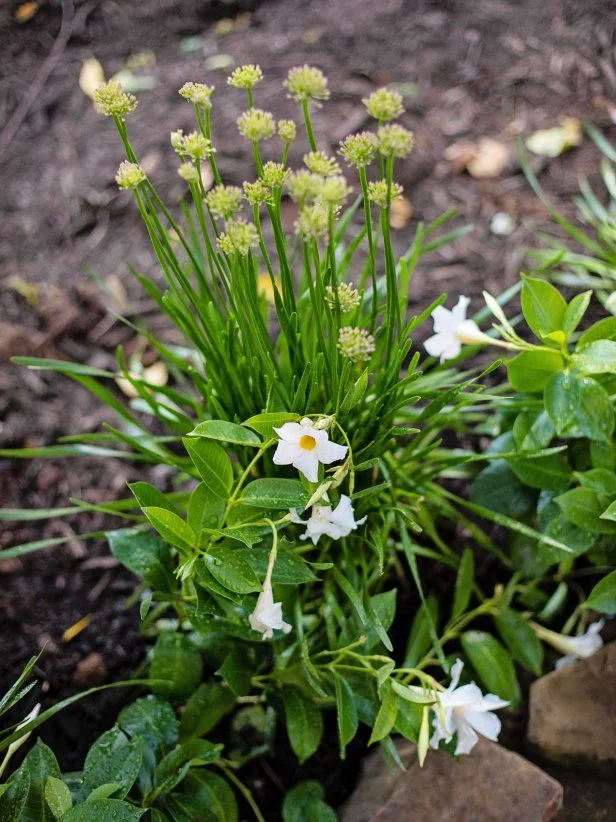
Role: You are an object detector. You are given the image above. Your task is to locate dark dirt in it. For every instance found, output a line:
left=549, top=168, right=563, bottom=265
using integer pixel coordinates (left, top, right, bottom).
left=2, top=0, right=616, bottom=817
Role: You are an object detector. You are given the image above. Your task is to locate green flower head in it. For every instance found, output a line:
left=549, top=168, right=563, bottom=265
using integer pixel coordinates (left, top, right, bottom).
left=278, top=119, right=297, bottom=143
left=227, top=64, right=264, bottom=90
left=338, top=326, right=376, bottom=362
left=243, top=180, right=273, bottom=206
left=339, top=132, right=378, bottom=168
left=295, top=204, right=330, bottom=239
left=284, top=65, right=329, bottom=103
left=217, top=218, right=259, bottom=256
left=261, top=161, right=289, bottom=189
left=94, top=81, right=137, bottom=118
left=237, top=108, right=276, bottom=142
left=368, top=180, right=403, bottom=209
left=115, top=161, right=146, bottom=190
left=304, top=151, right=341, bottom=177
left=287, top=170, right=324, bottom=204
left=178, top=82, right=214, bottom=108
left=205, top=185, right=244, bottom=219
left=363, top=87, right=404, bottom=122
left=377, top=124, right=414, bottom=158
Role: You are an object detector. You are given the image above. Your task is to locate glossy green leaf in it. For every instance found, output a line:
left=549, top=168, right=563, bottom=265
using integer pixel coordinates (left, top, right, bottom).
left=189, top=420, right=262, bottom=446
left=216, top=647, right=252, bottom=697
left=0, top=763, right=30, bottom=821
left=129, top=482, right=178, bottom=514
left=404, top=595, right=439, bottom=667
left=545, top=372, right=614, bottom=443
left=142, top=508, right=196, bottom=555
left=107, top=528, right=176, bottom=592
left=577, top=315, right=616, bottom=347
left=509, top=453, right=571, bottom=492
left=186, top=483, right=225, bottom=537
left=283, top=686, right=323, bottom=763
left=602, top=499, right=616, bottom=522
left=520, top=275, right=567, bottom=340
left=556, top=487, right=616, bottom=534
left=61, top=800, right=145, bottom=821
left=234, top=543, right=318, bottom=585
left=117, top=695, right=179, bottom=751
left=153, top=741, right=222, bottom=796
left=22, top=739, right=61, bottom=822
left=44, top=776, right=72, bottom=819
left=452, top=548, right=474, bottom=619
left=77, top=725, right=142, bottom=803
left=203, top=544, right=261, bottom=593
left=11, top=357, right=114, bottom=378
left=507, top=349, right=564, bottom=393
left=461, top=630, right=520, bottom=705
left=282, top=781, right=336, bottom=822
left=182, top=438, right=233, bottom=500
left=563, top=290, right=592, bottom=336
left=471, top=460, right=536, bottom=518
left=572, top=340, right=616, bottom=375
left=583, top=570, right=616, bottom=614
left=333, top=673, right=359, bottom=757
left=368, top=680, right=398, bottom=745
left=150, top=633, right=203, bottom=701
left=183, top=770, right=238, bottom=822
left=180, top=682, right=235, bottom=740
left=239, top=478, right=309, bottom=510
left=494, top=610, right=543, bottom=675
left=243, top=412, right=299, bottom=439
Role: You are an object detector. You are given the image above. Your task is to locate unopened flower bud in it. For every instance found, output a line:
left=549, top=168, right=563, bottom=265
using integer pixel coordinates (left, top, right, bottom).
left=170, top=129, right=184, bottom=151
left=177, top=162, right=199, bottom=183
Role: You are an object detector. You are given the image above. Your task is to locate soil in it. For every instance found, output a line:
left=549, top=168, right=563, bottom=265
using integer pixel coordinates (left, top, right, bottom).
left=2, top=0, right=616, bottom=818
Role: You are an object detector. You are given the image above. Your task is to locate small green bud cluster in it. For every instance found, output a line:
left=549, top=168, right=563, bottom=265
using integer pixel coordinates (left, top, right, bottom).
left=94, top=81, right=137, bottom=118
left=206, top=185, right=244, bottom=219
left=287, top=170, right=324, bottom=204
left=228, top=64, right=263, bottom=90
left=115, top=161, right=146, bottom=190
left=284, top=65, right=329, bottom=102
left=261, top=161, right=289, bottom=188
left=244, top=180, right=273, bottom=206
left=172, top=130, right=215, bottom=160
left=217, top=218, right=259, bottom=256
left=326, top=283, right=361, bottom=313
left=177, top=163, right=200, bottom=183
left=237, top=108, right=276, bottom=142
left=278, top=119, right=297, bottom=142
left=377, top=124, right=414, bottom=158
left=368, top=180, right=403, bottom=208
left=319, top=175, right=353, bottom=207
left=304, top=151, right=341, bottom=177
left=339, top=132, right=378, bottom=168
left=337, top=326, right=376, bottom=362
left=295, top=204, right=329, bottom=239
left=178, top=82, right=214, bottom=108
left=363, top=87, right=404, bottom=122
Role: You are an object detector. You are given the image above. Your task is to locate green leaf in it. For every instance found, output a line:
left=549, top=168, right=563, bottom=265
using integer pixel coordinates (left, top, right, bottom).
left=117, top=695, right=179, bottom=752
left=150, top=632, right=203, bottom=701
left=368, top=680, right=398, bottom=745
left=583, top=570, right=616, bottom=614
left=77, top=725, right=142, bottom=802
left=333, top=673, right=359, bottom=757
left=363, top=589, right=397, bottom=652
left=283, top=686, right=323, bottom=763
left=234, top=543, right=318, bottom=585
left=107, top=528, right=176, bottom=593
left=509, top=453, right=571, bottom=492
left=44, top=776, right=72, bottom=819
left=22, top=739, right=61, bottom=822
left=507, top=349, right=564, bottom=393
left=555, top=488, right=616, bottom=534
left=243, top=412, right=299, bottom=439
left=153, top=741, right=222, bottom=796
left=471, top=460, right=536, bottom=518
left=545, top=373, right=615, bottom=443
left=180, top=682, right=235, bottom=740
left=187, top=483, right=225, bottom=537
left=520, top=276, right=567, bottom=341
left=61, top=800, right=145, bottom=821
left=602, top=499, right=616, bottom=522
left=494, top=610, right=543, bottom=676
left=577, top=315, right=616, bottom=347
left=0, top=763, right=30, bottom=821
left=183, top=770, right=238, bottom=822
left=129, top=482, right=177, bottom=514
left=239, top=478, right=309, bottom=510
left=189, top=420, right=262, bottom=447
left=461, top=631, right=520, bottom=705
left=142, top=508, right=196, bottom=555
left=576, top=469, right=616, bottom=497
left=10, top=357, right=114, bottom=378
left=563, top=291, right=592, bottom=336
left=452, top=548, right=474, bottom=619
left=572, top=340, right=616, bottom=375
left=282, top=781, right=336, bottom=822
left=404, top=595, right=439, bottom=667
left=86, top=784, right=124, bottom=801
left=162, top=794, right=217, bottom=822
left=203, top=544, right=261, bottom=594
left=216, top=647, right=252, bottom=697
left=182, top=438, right=233, bottom=500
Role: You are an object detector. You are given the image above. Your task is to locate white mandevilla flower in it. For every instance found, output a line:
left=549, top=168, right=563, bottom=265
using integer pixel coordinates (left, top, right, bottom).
left=273, top=418, right=347, bottom=483
left=534, top=620, right=605, bottom=669
left=430, top=659, right=509, bottom=756
left=249, top=579, right=292, bottom=640
left=424, top=296, right=489, bottom=362
left=293, top=495, right=366, bottom=544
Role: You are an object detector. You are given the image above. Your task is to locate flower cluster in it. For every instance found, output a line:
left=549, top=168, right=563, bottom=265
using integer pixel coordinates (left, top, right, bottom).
left=319, top=176, right=353, bottom=206
left=94, top=81, right=137, bottom=118
left=338, top=326, right=376, bottom=362
left=284, top=65, right=330, bottom=102
left=278, top=119, right=297, bottom=143
left=339, top=132, right=378, bottom=168
left=287, top=170, right=323, bottom=204
left=179, top=82, right=214, bottom=108
left=172, top=131, right=215, bottom=160
left=261, top=161, right=289, bottom=188
left=227, top=64, right=263, bottom=89
left=237, top=108, right=276, bottom=142
left=244, top=180, right=273, bottom=206
left=115, top=161, right=146, bottom=190
left=217, top=218, right=259, bottom=256
left=363, top=87, right=404, bottom=122
left=326, top=282, right=361, bottom=313
left=378, top=123, right=415, bottom=158
left=304, top=151, right=341, bottom=177
left=368, top=180, right=403, bottom=209
left=295, top=203, right=329, bottom=239
left=205, top=185, right=244, bottom=219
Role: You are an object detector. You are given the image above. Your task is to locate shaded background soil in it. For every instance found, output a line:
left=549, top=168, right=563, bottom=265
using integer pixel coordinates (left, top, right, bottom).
left=2, top=0, right=616, bottom=817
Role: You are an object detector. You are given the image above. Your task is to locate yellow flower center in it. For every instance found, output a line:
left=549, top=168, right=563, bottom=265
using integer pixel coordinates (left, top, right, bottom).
left=299, top=434, right=317, bottom=451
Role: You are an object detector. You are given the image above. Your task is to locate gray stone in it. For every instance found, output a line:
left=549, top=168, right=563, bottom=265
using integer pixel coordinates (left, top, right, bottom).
left=528, top=642, right=616, bottom=771
left=342, top=739, right=563, bottom=821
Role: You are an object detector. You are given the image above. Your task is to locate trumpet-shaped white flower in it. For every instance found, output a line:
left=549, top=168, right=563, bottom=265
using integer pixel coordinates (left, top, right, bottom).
left=273, top=418, right=347, bottom=483
left=249, top=580, right=292, bottom=640
left=430, top=659, right=509, bottom=756
left=424, top=296, right=489, bottom=362
left=292, top=495, right=366, bottom=544
left=534, top=620, right=604, bottom=669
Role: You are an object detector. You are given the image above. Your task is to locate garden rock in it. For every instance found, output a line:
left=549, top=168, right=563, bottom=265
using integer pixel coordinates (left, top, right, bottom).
left=342, top=739, right=563, bottom=821
left=528, top=642, right=616, bottom=770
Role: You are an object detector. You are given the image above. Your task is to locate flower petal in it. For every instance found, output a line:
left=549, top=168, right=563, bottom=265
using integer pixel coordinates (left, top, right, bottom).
left=431, top=305, right=456, bottom=334
left=272, top=440, right=299, bottom=466
left=315, top=438, right=348, bottom=465
left=450, top=295, right=471, bottom=325
left=453, top=719, right=479, bottom=755
left=274, top=422, right=303, bottom=443
left=424, top=331, right=460, bottom=362
left=441, top=682, right=484, bottom=708
left=293, top=450, right=320, bottom=482
left=465, top=709, right=502, bottom=741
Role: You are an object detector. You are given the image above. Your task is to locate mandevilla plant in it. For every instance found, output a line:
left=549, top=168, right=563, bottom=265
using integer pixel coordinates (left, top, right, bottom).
left=1, top=64, right=614, bottom=820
